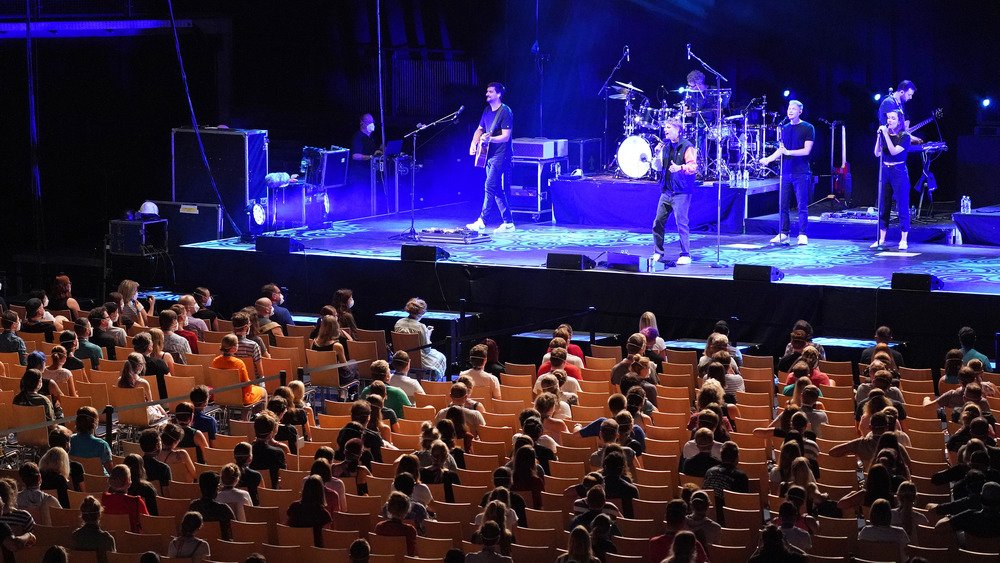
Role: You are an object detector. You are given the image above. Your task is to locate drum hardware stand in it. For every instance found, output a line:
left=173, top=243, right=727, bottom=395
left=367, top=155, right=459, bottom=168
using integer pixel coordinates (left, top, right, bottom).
left=597, top=45, right=630, bottom=168
left=688, top=43, right=729, bottom=269
left=391, top=107, right=462, bottom=241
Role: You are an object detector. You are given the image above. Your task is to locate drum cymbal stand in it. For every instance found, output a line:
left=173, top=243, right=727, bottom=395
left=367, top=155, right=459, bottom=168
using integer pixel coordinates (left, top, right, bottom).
left=597, top=46, right=630, bottom=170
left=688, top=43, right=729, bottom=268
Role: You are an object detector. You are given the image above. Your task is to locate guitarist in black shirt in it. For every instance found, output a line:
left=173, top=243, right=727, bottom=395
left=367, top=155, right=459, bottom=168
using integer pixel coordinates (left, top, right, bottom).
left=467, top=82, right=515, bottom=234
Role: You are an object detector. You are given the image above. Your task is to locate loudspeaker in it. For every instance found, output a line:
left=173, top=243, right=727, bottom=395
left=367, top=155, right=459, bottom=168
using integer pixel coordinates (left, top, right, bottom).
left=891, top=272, right=943, bottom=291
left=606, top=252, right=652, bottom=273
left=546, top=252, right=596, bottom=270
left=401, top=244, right=450, bottom=262
left=733, top=264, right=784, bottom=282
left=255, top=235, right=304, bottom=254
left=150, top=201, right=222, bottom=247
left=109, top=219, right=168, bottom=256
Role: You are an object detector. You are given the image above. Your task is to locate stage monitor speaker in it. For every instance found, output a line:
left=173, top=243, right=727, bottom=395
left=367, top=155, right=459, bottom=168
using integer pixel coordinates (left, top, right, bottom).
left=401, top=244, right=450, bottom=262
left=891, top=272, right=943, bottom=291
left=546, top=252, right=596, bottom=270
left=109, top=219, right=168, bottom=256
left=733, top=264, right=784, bottom=282
left=255, top=235, right=304, bottom=254
left=606, top=252, right=652, bottom=273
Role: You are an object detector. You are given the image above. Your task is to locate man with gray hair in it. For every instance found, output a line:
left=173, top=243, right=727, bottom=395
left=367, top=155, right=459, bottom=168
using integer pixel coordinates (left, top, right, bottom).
left=760, top=99, right=815, bottom=246
left=177, top=294, right=209, bottom=339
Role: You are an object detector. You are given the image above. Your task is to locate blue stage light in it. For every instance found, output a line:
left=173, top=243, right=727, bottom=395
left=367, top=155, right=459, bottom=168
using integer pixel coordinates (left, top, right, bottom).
left=983, top=98, right=992, bottom=108
left=783, top=90, right=790, bottom=98
left=873, top=93, right=882, bottom=101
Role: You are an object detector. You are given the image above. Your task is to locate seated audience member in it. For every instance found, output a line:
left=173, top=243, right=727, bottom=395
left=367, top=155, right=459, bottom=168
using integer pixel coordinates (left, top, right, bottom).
left=685, top=490, right=721, bottom=546
left=331, top=288, right=358, bottom=339
left=749, top=523, right=807, bottom=562
left=234, top=442, right=263, bottom=506
left=169, top=304, right=200, bottom=354
left=380, top=472, right=432, bottom=533
left=157, top=423, right=197, bottom=484
left=783, top=346, right=830, bottom=386
left=309, top=455, right=347, bottom=513
left=855, top=366, right=903, bottom=407
left=216, top=463, right=253, bottom=521
left=602, top=451, right=638, bottom=519
left=639, top=312, right=667, bottom=357
left=480, top=338, right=506, bottom=378
left=828, top=411, right=892, bottom=468
left=88, top=307, right=118, bottom=359
left=117, top=352, right=169, bottom=424
left=891, top=480, right=928, bottom=542
left=776, top=500, right=812, bottom=552
left=212, top=334, right=267, bottom=411
left=286, top=475, right=333, bottom=546
left=261, top=284, right=294, bottom=330
left=0, top=311, right=28, bottom=364
left=189, top=385, right=218, bottom=445
left=534, top=391, right=569, bottom=442
left=14, top=367, right=57, bottom=421
left=925, top=372, right=993, bottom=423
left=541, top=336, right=585, bottom=371
left=640, top=326, right=666, bottom=370
left=479, top=467, right=527, bottom=524
left=138, top=428, right=172, bottom=496
left=373, top=492, right=417, bottom=555
left=645, top=499, right=708, bottom=563
left=16, top=463, right=60, bottom=525
left=20, top=297, right=58, bottom=342
left=590, top=418, right=635, bottom=472
left=558, top=525, right=601, bottom=563
left=73, top=318, right=103, bottom=368
left=191, top=287, right=219, bottom=331
left=253, top=297, right=284, bottom=346
left=510, top=445, right=544, bottom=508
left=71, top=406, right=114, bottom=474
left=388, top=351, right=425, bottom=400
left=188, top=471, right=235, bottom=540
left=58, top=330, right=85, bottom=371
left=681, top=428, right=721, bottom=477
left=118, top=279, right=153, bottom=327
left=265, top=397, right=300, bottom=455
left=177, top=294, right=210, bottom=339
left=393, top=297, right=447, bottom=380
left=360, top=360, right=412, bottom=419
left=231, top=312, right=265, bottom=378
left=101, top=465, right=149, bottom=533
left=702, top=441, right=750, bottom=503
left=860, top=326, right=905, bottom=366
left=42, top=345, right=75, bottom=397
left=777, top=329, right=809, bottom=374
left=538, top=345, right=582, bottom=381
left=461, top=344, right=502, bottom=399
left=121, top=454, right=159, bottom=517
left=167, top=511, right=211, bottom=561
left=331, top=437, right=371, bottom=496
left=158, top=310, right=191, bottom=364
left=611, top=333, right=647, bottom=385
left=0, top=478, right=33, bottom=535
left=858, top=498, right=909, bottom=561
left=468, top=519, right=512, bottom=562
left=959, top=326, right=992, bottom=371
left=71, top=496, right=115, bottom=561
left=250, top=412, right=287, bottom=488
left=535, top=369, right=580, bottom=411
left=435, top=383, right=486, bottom=437
left=175, top=401, right=211, bottom=462
left=568, top=485, right=621, bottom=533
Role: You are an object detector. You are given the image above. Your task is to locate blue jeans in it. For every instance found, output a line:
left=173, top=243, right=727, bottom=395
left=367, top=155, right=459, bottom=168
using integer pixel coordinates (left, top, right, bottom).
left=479, top=157, right=512, bottom=224
left=879, top=164, right=910, bottom=232
left=779, top=173, right=811, bottom=235
left=652, top=191, right=691, bottom=255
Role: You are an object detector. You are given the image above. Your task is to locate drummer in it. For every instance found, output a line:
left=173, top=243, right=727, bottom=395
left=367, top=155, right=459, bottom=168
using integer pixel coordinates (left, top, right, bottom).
left=684, top=70, right=709, bottom=112
left=651, top=117, right=698, bottom=266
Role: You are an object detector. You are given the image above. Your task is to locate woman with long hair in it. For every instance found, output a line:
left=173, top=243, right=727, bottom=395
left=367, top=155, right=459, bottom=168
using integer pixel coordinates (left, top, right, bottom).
left=510, top=445, right=544, bottom=509
left=331, top=289, right=358, bottom=339
left=393, top=297, right=447, bottom=379
left=287, top=475, right=333, bottom=547
left=44, top=345, right=77, bottom=397
left=39, top=446, right=73, bottom=508
left=168, top=511, right=211, bottom=561
left=557, top=525, right=600, bottom=563
left=396, top=454, right=433, bottom=506
left=769, top=441, right=801, bottom=496
left=117, top=352, right=168, bottom=423
left=49, top=275, right=81, bottom=316
left=872, top=109, right=913, bottom=249
left=890, top=481, right=927, bottom=543
left=156, top=423, right=196, bottom=484
left=118, top=279, right=153, bottom=327
left=444, top=405, right=474, bottom=452
left=838, top=463, right=895, bottom=512
left=331, top=438, right=371, bottom=496
left=148, top=328, right=176, bottom=372
left=122, top=454, right=159, bottom=517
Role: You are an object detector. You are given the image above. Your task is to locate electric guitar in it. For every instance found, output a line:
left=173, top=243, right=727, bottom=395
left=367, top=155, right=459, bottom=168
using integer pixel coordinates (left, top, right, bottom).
left=904, top=108, right=944, bottom=139
left=833, top=125, right=851, bottom=200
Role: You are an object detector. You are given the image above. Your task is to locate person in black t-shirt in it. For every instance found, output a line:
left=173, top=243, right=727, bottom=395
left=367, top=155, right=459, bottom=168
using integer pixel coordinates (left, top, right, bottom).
left=466, top=82, right=516, bottom=234
left=350, top=114, right=381, bottom=163
left=872, top=110, right=913, bottom=250
left=761, top=100, right=815, bottom=246
left=877, top=80, right=916, bottom=132
left=651, top=117, right=698, bottom=265
left=249, top=413, right=287, bottom=489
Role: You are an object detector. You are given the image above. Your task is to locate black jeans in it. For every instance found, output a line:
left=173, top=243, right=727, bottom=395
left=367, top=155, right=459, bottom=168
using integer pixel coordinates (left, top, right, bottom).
left=779, top=173, right=811, bottom=235
left=479, top=157, right=512, bottom=223
left=879, top=164, right=910, bottom=232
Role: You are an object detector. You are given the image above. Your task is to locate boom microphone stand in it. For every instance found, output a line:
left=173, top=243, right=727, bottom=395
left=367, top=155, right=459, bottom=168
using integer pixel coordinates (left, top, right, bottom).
left=597, top=46, right=630, bottom=168
left=687, top=44, right=729, bottom=268
left=391, top=106, right=464, bottom=241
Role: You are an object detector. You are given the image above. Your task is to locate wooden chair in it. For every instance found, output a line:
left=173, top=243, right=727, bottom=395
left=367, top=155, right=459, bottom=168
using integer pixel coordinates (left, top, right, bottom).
left=742, top=354, right=774, bottom=370
left=898, top=367, right=932, bottom=381
left=857, top=540, right=904, bottom=562
left=164, top=375, right=199, bottom=409
left=721, top=506, right=764, bottom=530
left=501, top=374, right=532, bottom=388
left=207, top=366, right=265, bottom=420
left=276, top=523, right=318, bottom=547
left=584, top=356, right=616, bottom=370
left=590, top=344, right=623, bottom=362
left=355, top=328, right=389, bottom=362
left=346, top=339, right=378, bottom=380
left=665, top=349, right=698, bottom=367
left=414, top=536, right=454, bottom=559
left=504, top=362, right=537, bottom=376
left=185, top=353, right=218, bottom=367
left=818, top=360, right=853, bottom=375
left=740, top=366, right=775, bottom=380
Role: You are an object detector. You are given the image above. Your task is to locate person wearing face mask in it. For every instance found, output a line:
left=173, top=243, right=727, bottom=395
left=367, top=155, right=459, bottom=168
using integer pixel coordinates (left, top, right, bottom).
left=101, top=302, right=128, bottom=348
left=191, top=287, right=219, bottom=332
left=231, top=312, right=265, bottom=379
left=351, top=113, right=382, bottom=163
left=178, top=295, right=209, bottom=339
left=254, top=298, right=284, bottom=347
left=88, top=307, right=119, bottom=360
left=332, top=288, right=358, bottom=339
left=261, top=284, right=294, bottom=330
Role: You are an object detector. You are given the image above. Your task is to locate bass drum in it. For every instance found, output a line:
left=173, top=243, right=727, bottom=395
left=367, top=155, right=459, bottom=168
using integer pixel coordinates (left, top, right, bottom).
left=616, top=135, right=654, bottom=179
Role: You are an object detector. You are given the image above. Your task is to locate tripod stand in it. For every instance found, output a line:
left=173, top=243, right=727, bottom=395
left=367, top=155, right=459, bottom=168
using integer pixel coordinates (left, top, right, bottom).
left=391, top=106, right=464, bottom=241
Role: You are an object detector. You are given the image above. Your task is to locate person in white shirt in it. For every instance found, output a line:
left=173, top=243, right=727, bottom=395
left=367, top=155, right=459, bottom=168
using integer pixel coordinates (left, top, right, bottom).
left=534, top=373, right=573, bottom=419
left=387, top=351, right=425, bottom=400
left=460, top=344, right=502, bottom=400
left=159, top=309, right=191, bottom=364
left=434, top=383, right=486, bottom=436
left=15, top=462, right=60, bottom=526
left=216, top=463, right=253, bottom=521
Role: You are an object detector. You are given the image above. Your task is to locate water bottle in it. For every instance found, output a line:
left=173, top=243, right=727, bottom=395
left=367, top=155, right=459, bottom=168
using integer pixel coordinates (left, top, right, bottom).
left=961, top=195, right=971, bottom=214
left=966, top=196, right=973, bottom=213
left=742, top=169, right=750, bottom=187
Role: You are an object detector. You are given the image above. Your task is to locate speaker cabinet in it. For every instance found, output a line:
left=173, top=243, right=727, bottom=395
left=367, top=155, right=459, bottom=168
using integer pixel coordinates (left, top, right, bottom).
left=255, top=235, right=304, bottom=254
left=891, top=272, right=943, bottom=291
left=546, top=253, right=596, bottom=270
left=401, top=244, right=450, bottom=262
left=109, top=219, right=168, bottom=256
left=733, top=264, right=784, bottom=282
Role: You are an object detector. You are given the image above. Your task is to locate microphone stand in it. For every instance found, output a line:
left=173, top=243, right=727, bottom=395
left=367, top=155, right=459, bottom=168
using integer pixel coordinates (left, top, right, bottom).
left=688, top=45, right=729, bottom=268
left=875, top=130, right=885, bottom=247
left=391, top=107, right=463, bottom=241
left=597, top=47, right=629, bottom=168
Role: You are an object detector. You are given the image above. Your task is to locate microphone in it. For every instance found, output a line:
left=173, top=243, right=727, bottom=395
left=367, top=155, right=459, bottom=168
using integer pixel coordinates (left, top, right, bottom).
left=686, top=43, right=691, bottom=60
left=778, top=117, right=790, bottom=126
left=456, top=105, right=465, bottom=116
left=625, top=45, right=630, bottom=62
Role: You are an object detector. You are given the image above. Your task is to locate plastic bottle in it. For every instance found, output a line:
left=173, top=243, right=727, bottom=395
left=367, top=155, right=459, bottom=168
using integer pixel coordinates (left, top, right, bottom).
left=961, top=195, right=971, bottom=214
left=743, top=169, right=749, bottom=187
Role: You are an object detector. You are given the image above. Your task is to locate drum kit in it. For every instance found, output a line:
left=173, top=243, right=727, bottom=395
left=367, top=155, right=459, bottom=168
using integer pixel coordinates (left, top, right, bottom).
left=607, top=80, right=782, bottom=182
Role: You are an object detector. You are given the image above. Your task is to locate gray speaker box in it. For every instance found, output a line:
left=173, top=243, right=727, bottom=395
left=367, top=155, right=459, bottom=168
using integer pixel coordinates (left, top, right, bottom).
left=255, top=235, right=304, bottom=254
left=546, top=252, right=596, bottom=270
left=733, top=264, right=784, bottom=282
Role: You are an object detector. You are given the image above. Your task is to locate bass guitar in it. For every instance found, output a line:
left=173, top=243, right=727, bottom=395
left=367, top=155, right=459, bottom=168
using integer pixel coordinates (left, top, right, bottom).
left=833, top=124, right=851, bottom=200
left=905, top=108, right=943, bottom=138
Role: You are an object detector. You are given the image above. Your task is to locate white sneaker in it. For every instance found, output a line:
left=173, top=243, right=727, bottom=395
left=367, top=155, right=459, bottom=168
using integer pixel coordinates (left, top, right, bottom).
left=651, top=252, right=662, bottom=264
left=493, top=222, right=516, bottom=234
left=770, top=234, right=789, bottom=244
left=898, top=241, right=908, bottom=251
left=466, top=218, right=485, bottom=231
left=870, top=240, right=883, bottom=249
left=676, top=255, right=692, bottom=265
left=797, top=235, right=808, bottom=245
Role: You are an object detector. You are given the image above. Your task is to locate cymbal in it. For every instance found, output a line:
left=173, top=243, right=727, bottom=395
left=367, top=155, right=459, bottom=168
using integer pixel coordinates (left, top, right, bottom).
left=614, top=81, right=644, bottom=93
left=724, top=114, right=745, bottom=121
left=608, top=93, right=630, bottom=100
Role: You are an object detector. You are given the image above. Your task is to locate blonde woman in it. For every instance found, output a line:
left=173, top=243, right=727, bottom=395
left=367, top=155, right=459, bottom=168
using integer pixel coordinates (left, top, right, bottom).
left=44, top=345, right=77, bottom=397
left=118, top=279, right=153, bottom=327
left=148, top=328, right=176, bottom=372
left=638, top=311, right=667, bottom=355
left=393, top=298, right=447, bottom=379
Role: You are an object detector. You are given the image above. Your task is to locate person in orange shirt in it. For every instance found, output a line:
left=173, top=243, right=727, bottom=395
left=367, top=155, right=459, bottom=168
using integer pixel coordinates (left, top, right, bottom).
left=211, top=334, right=266, bottom=406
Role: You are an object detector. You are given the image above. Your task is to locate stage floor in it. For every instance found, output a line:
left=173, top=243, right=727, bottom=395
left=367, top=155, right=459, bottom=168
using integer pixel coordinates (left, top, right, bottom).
left=185, top=202, right=1000, bottom=296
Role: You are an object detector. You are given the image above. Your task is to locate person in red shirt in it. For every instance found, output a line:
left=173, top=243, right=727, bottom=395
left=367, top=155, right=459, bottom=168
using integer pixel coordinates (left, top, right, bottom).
left=538, top=347, right=582, bottom=380
left=783, top=346, right=830, bottom=387
left=555, top=324, right=586, bottom=363
left=373, top=492, right=417, bottom=555
left=170, top=304, right=199, bottom=354
left=645, top=499, right=708, bottom=563
left=101, top=465, right=149, bottom=532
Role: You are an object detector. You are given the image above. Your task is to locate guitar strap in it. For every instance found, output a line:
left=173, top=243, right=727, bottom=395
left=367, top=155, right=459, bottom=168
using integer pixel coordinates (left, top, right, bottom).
left=485, top=104, right=505, bottom=138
